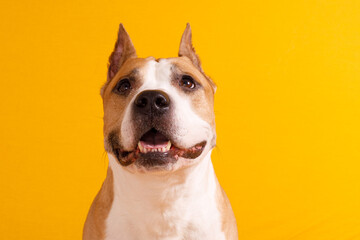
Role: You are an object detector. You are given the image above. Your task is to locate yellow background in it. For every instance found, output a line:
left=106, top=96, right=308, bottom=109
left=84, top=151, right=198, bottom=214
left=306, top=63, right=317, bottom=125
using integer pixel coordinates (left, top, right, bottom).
left=1, top=0, right=360, bottom=239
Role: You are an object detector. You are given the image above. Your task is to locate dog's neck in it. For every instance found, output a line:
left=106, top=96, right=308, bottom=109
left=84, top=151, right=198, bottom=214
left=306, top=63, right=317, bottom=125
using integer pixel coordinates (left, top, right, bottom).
left=108, top=150, right=216, bottom=205
left=106, top=151, right=222, bottom=239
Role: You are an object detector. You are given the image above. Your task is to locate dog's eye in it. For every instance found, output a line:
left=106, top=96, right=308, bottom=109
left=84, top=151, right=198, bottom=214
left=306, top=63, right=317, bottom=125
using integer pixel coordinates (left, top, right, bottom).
left=114, top=78, right=131, bottom=95
left=180, top=75, right=196, bottom=89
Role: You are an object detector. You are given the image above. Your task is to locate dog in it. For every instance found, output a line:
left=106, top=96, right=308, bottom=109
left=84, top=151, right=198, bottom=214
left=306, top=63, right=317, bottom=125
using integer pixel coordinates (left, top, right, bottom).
left=83, top=23, right=238, bottom=240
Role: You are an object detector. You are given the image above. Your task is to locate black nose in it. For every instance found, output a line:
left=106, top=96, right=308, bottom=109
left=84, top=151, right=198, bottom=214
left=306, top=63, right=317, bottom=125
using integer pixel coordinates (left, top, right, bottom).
left=134, top=90, right=170, bottom=115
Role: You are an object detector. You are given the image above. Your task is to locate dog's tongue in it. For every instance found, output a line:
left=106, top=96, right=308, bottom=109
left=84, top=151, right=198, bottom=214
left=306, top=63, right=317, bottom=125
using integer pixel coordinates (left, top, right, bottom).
left=140, top=129, right=169, bottom=148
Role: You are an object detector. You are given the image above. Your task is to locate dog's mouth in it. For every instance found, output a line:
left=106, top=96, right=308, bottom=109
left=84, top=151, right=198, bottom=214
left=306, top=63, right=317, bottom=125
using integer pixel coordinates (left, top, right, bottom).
left=113, top=128, right=206, bottom=167
left=138, top=128, right=172, bottom=153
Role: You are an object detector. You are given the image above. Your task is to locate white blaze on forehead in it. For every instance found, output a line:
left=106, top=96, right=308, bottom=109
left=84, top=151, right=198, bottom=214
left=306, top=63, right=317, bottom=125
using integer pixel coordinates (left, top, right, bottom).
left=120, top=59, right=213, bottom=150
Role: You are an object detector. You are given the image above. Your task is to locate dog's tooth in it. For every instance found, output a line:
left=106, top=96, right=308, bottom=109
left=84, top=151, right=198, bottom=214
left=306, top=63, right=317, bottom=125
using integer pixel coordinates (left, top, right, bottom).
left=143, top=148, right=148, bottom=153
left=138, top=142, right=144, bottom=153
left=153, top=149, right=157, bottom=152
left=165, top=141, right=171, bottom=151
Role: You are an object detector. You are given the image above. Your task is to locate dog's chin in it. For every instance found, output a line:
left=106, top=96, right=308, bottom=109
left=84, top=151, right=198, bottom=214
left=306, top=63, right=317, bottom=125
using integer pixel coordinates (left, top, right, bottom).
left=112, top=128, right=207, bottom=171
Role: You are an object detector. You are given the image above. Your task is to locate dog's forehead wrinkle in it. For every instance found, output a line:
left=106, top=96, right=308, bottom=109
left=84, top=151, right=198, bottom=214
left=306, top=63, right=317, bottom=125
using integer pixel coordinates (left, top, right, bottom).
left=128, top=67, right=140, bottom=77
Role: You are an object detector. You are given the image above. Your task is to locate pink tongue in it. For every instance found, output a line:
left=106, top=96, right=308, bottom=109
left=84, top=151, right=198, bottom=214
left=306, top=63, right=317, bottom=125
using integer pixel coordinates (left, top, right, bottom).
left=140, top=129, right=169, bottom=149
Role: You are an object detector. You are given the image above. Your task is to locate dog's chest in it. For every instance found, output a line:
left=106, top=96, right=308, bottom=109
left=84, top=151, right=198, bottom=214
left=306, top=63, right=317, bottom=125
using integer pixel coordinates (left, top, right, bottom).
left=104, top=193, right=225, bottom=240
left=104, top=156, right=226, bottom=240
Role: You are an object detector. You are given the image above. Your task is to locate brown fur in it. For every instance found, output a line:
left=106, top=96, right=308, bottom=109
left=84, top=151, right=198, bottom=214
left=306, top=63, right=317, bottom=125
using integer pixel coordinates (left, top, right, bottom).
left=178, top=23, right=203, bottom=73
left=102, top=57, right=152, bottom=152
left=107, top=24, right=137, bottom=82
left=169, top=57, right=216, bottom=147
left=215, top=178, right=238, bottom=240
left=83, top=168, right=114, bottom=240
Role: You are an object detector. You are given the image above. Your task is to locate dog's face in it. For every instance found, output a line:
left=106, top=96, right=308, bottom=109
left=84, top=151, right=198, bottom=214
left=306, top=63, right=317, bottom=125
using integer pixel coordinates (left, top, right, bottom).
left=101, top=24, right=216, bottom=173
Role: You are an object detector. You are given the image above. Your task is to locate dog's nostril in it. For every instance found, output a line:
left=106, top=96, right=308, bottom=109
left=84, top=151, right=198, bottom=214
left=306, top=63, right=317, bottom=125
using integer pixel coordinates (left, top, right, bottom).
left=136, top=97, right=148, bottom=108
left=155, top=96, right=168, bottom=108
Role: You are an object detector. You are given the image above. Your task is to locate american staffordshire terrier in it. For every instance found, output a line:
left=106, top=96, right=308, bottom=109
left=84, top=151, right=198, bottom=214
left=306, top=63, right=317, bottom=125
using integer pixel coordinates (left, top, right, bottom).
left=83, top=23, right=238, bottom=240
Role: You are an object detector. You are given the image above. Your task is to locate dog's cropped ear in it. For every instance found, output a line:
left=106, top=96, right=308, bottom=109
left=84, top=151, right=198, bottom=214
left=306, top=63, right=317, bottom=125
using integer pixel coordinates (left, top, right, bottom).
left=178, top=23, right=203, bottom=73
left=107, top=24, right=137, bottom=81
left=179, top=24, right=217, bottom=93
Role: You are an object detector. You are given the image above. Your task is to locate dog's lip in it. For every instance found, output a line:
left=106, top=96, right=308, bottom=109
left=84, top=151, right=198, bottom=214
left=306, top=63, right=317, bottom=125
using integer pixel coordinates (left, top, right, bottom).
left=112, top=128, right=207, bottom=166
left=113, top=139, right=207, bottom=166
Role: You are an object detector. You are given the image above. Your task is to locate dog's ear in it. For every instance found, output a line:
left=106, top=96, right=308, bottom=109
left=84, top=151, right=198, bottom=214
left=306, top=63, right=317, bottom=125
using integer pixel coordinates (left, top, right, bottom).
left=107, top=24, right=137, bottom=81
left=179, top=24, right=217, bottom=93
left=178, top=23, right=203, bottom=72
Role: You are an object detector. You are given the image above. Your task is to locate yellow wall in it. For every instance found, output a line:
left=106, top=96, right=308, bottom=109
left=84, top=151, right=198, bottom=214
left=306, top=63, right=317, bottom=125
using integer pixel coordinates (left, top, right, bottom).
left=1, top=0, right=360, bottom=239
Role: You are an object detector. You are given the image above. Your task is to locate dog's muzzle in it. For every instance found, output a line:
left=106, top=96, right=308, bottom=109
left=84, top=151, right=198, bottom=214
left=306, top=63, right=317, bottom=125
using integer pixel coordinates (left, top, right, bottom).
left=109, top=90, right=206, bottom=169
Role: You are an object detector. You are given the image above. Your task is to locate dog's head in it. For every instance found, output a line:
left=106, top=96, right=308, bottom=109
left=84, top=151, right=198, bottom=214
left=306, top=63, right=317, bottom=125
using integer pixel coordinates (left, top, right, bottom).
left=101, top=24, right=216, bottom=173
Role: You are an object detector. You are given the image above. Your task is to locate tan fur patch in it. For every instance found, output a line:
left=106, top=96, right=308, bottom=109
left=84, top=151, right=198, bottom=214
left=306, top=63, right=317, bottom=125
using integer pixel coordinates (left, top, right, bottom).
left=169, top=57, right=216, bottom=129
left=215, top=178, right=238, bottom=239
left=83, top=167, right=114, bottom=240
left=101, top=57, right=153, bottom=149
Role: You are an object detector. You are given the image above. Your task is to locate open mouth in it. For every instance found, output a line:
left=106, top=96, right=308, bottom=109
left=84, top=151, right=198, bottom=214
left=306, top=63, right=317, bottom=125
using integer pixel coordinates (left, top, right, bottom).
left=138, top=128, right=172, bottom=153
left=114, top=128, right=206, bottom=167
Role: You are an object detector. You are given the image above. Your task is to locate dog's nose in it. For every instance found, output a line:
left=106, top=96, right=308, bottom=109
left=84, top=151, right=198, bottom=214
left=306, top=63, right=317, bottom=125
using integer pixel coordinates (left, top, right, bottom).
left=134, top=90, right=170, bottom=115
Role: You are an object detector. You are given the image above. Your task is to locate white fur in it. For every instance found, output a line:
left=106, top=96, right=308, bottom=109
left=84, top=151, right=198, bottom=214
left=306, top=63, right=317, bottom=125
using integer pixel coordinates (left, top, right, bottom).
left=105, top=152, right=225, bottom=240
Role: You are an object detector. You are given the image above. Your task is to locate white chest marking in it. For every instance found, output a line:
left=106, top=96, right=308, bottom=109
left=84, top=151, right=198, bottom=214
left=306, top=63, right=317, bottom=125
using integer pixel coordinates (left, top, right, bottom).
left=104, top=152, right=226, bottom=240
